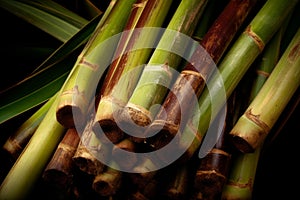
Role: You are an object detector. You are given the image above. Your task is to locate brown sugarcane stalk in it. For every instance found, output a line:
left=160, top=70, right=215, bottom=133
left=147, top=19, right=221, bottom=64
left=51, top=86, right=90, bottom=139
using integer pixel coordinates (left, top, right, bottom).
left=194, top=138, right=232, bottom=200
left=111, top=138, right=138, bottom=171
left=42, top=128, right=80, bottom=192
left=72, top=138, right=106, bottom=176
left=192, top=91, right=241, bottom=200
left=161, top=163, right=192, bottom=200
left=129, top=176, right=161, bottom=200
left=72, top=115, right=110, bottom=175
left=146, top=0, right=258, bottom=149
left=92, top=161, right=122, bottom=197
left=128, top=164, right=173, bottom=200
left=127, top=156, right=159, bottom=190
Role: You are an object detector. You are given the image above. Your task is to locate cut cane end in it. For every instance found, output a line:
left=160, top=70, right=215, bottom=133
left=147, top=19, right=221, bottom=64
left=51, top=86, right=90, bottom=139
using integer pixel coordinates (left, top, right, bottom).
left=116, top=104, right=152, bottom=142
left=56, top=105, right=85, bottom=129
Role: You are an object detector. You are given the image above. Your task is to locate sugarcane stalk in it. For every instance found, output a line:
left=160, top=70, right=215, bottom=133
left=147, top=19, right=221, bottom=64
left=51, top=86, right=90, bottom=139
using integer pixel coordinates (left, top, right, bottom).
left=0, top=91, right=66, bottom=199
left=129, top=169, right=168, bottom=200
left=192, top=88, right=243, bottom=199
left=193, top=66, right=265, bottom=199
left=93, top=0, right=173, bottom=143
left=128, top=156, right=159, bottom=189
left=162, top=163, right=191, bottom=200
left=42, top=128, right=80, bottom=190
left=117, top=0, right=208, bottom=142
left=192, top=0, right=228, bottom=43
left=178, top=0, right=299, bottom=162
left=229, top=27, right=300, bottom=153
left=56, top=0, right=137, bottom=128
left=2, top=93, right=57, bottom=160
left=264, top=89, right=300, bottom=148
left=129, top=179, right=160, bottom=200
left=221, top=149, right=261, bottom=200
left=72, top=116, right=110, bottom=176
left=112, top=138, right=137, bottom=170
left=220, top=23, right=287, bottom=200
left=193, top=120, right=231, bottom=200
left=97, top=0, right=147, bottom=94
left=146, top=0, right=258, bottom=150
left=92, top=161, right=122, bottom=196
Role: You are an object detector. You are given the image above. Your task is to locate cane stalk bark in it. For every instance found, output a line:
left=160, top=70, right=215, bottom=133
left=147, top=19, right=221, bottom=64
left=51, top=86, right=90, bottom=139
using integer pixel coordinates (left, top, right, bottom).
left=178, top=0, right=299, bottom=162
left=42, top=128, right=80, bottom=190
left=129, top=168, right=169, bottom=200
left=117, top=0, right=208, bottom=143
left=72, top=116, right=110, bottom=176
left=92, top=161, right=122, bottom=196
left=146, top=0, right=258, bottom=149
left=92, top=0, right=173, bottom=143
left=56, top=0, right=137, bottom=128
left=129, top=178, right=161, bottom=200
left=229, top=27, right=300, bottom=153
left=162, top=163, right=191, bottom=200
left=193, top=111, right=232, bottom=200
left=192, top=70, right=267, bottom=199
left=112, top=138, right=137, bottom=170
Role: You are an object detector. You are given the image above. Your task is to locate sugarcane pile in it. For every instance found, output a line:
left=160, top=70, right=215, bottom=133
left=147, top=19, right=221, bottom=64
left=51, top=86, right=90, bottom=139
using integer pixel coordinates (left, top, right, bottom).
left=0, top=0, right=299, bottom=199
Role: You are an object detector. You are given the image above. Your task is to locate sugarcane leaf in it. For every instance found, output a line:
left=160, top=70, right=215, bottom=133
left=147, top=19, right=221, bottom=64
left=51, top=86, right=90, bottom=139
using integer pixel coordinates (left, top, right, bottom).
left=0, top=14, right=102, bottom=124
left=33, top=14, right=102, bottom=72
left=0, top=0, right=88, bottom=42
left=80, top=0, right=103, bottom=18
left=21, top=0, right=89, bottom=28
left=0, top=54, right=76, bottom=125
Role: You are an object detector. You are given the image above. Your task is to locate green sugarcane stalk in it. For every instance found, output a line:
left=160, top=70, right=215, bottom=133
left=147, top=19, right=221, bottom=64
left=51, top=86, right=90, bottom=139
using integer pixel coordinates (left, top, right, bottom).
left=221, top=147, right=261, bottom=200
left=93, top=0, right=173, bottom=143
left=230, top=27, right=300, bottom=153
left=146, top=0, right=257, bottom=150
left=0, top=90, right=66, bottom=199
left=178, top=0, right=299, bottom=162
left=2, top=93, right=56, bottom=160
left=263, top=88, right=300, bottom=147
left=117, top=0, right=208, bottom=142
left=221, top=23, right=294, bottom=200
left=220, top=149, right=261, bottom=200
left=56, top=0, right=137, bottom=128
